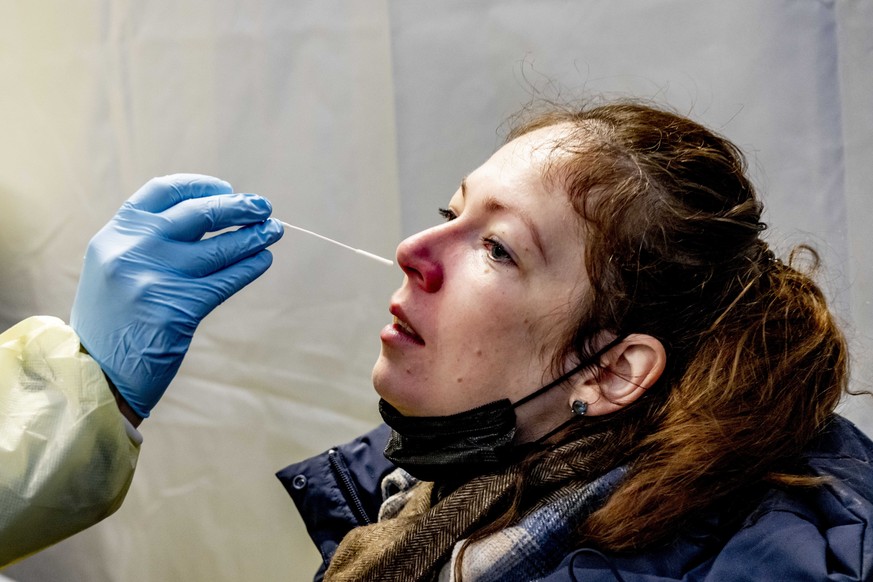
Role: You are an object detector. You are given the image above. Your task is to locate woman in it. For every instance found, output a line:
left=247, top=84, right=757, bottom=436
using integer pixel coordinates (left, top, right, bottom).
left=277, top=101, right=873, bottom=581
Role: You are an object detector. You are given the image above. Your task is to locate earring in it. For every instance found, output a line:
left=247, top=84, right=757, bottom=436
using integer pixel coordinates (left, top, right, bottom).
left=571, top=400, right=588, bottom=416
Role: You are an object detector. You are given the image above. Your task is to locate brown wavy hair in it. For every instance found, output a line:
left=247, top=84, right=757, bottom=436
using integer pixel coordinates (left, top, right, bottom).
left=481, top=100, right=849, bottom=553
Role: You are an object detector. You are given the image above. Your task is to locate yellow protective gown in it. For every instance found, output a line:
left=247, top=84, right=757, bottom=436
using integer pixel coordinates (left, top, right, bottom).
left=0, top=316, right=141, bottom=567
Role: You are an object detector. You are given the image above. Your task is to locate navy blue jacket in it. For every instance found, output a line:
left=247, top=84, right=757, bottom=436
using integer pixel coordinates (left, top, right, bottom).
left=278, top=416, right=873, bottom=581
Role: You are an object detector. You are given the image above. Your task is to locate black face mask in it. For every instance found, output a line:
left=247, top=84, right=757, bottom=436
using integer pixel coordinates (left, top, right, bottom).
left=379, top=340, right=621, bottom=482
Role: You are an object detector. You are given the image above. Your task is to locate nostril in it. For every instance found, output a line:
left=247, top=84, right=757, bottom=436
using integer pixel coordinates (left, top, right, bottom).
left=399, top=257, right=443, bottom=293
left=396, top=232, right=443, bottom=293
left=400, top=262, right=422, bottom=284
left=420, top=263, right=443, bottom=293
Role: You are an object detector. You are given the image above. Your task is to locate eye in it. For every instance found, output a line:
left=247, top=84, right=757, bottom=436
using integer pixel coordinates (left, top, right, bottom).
left=438, top=207, right=457, bottom=222
left=483, top=237, right=515, bottom=265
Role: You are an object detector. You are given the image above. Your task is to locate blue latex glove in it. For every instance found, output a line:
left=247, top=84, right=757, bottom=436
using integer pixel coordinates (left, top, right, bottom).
left=71, top=174, right=284, bottom=419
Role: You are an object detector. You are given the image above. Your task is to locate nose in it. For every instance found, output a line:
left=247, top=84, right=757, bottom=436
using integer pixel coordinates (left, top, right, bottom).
left=395, top=225, right=445, bottom=293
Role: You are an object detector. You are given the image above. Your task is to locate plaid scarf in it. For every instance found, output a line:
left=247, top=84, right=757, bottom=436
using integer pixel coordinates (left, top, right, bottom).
left=324, top=424, right=628, bottom=581
left=439, top=465, right=627, bottom=581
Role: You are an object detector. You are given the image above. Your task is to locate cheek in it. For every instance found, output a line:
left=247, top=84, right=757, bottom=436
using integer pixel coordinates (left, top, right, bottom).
left=445, top=289, right=549, bottom=368
left=513, top=288, right=584, bottom=368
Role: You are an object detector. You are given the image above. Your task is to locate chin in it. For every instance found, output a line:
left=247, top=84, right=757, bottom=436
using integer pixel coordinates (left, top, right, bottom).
left=370, top=359, right=393, bottom=401
left=371, top=366, right=418, bottom=416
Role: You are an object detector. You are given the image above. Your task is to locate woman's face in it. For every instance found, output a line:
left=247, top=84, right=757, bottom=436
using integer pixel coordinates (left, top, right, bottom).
left=372, top=126, right=589, bottom=422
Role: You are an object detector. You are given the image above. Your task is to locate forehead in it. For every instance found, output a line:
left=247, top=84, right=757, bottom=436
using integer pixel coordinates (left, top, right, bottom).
left=465, top=124, right=574, bottom=205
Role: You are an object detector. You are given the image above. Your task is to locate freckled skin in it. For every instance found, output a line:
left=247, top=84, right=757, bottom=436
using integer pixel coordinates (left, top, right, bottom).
left=372, top=125, right=589, bottom=418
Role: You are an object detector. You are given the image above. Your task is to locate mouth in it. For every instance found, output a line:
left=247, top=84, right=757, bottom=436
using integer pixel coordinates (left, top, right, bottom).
left=389, top=308, right=425, bottom=345
left=394, top=316, right=420, bottom=339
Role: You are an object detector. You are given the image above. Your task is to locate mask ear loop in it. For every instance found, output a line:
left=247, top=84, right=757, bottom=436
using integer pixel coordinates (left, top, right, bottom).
left=510, top=335, right=625, bottom=444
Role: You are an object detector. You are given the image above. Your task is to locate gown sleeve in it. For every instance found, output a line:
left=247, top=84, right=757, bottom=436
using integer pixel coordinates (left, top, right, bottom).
left=0, top=316, right=141, bottom=567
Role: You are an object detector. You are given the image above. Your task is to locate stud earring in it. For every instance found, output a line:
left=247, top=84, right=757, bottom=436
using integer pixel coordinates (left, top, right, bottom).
left=571, top=400, right=588, bottom=416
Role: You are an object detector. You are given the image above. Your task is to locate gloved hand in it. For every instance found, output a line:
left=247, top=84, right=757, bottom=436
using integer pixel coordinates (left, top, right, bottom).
left=71, top=174, right=284, bottom=419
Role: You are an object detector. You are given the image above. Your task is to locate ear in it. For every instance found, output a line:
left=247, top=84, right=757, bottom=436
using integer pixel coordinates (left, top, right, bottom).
left=568, top=334, right=666, bottom=417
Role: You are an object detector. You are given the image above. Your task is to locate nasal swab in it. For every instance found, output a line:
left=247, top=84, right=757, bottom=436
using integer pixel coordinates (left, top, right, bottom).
left=278, top=221, right=394, bottom=267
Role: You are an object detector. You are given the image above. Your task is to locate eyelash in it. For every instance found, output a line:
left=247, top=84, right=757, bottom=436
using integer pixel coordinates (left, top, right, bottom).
left=438, top=207, right=456, bottom=221
left=483, top=237, right=514, bottom=264
left=437, top=207, right=515, bottom=265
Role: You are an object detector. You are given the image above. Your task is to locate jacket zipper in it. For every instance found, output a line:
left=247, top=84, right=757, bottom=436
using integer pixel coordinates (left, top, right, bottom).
left=327, top=448, right=372, bottom=526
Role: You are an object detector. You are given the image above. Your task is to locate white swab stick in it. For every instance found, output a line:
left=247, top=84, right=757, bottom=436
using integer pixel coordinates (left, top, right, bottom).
left=278, top=220, right=394, bottom=267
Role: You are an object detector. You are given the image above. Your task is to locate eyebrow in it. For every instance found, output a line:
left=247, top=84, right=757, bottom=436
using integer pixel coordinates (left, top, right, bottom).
left=461, top=178, right=548, bottom=263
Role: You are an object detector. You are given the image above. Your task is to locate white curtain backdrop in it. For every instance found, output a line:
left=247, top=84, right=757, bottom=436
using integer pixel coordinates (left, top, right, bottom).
left=1, top=1, right=870, bottom=580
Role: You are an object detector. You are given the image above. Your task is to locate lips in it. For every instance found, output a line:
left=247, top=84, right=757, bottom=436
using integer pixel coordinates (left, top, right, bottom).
left=393, top=315, right=417, bottom=337
left=388, top=306, right=425, bottom=345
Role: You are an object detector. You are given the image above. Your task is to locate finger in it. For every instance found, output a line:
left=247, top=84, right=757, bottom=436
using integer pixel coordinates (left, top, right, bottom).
left=175, top=219, right=283, bottom=277
left=193, top=249, right=275, bottom=316
left=159, top=193, right=275, bottom=242
left=125, top=174, right=233, bottom=213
